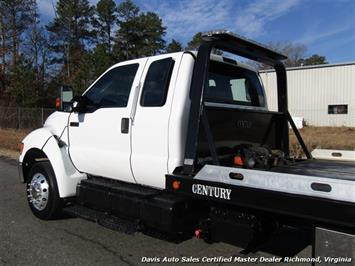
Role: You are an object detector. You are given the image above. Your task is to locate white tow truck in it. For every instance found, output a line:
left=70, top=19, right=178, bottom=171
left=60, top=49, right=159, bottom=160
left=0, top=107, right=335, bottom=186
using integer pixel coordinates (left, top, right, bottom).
left=18, top=31, right=355, bottom=255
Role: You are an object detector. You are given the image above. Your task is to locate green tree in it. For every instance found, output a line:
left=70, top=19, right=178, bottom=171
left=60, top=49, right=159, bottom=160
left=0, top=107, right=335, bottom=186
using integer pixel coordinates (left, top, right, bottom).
left=69, top=46, right=93, bottom=94
left=0, top=7, right=9, bottom=97
left=137, top=12, right=166, bottom=56
left=24, top=4, right=50, bottom=101
left=93, top=0, right=116, bottom=52
left=302, top=54, right=327, bottom=66
left=186, top=32, right=222, bottom=54
left=186, top=32, right=203, bottom=51
left=90, top=0, right=117, bottom=80
left=46, top=0, right=94, bottom=93
left=7, top=55, right=38, bottom=106
left=166, top=39, right=183, bottom=53
left=0, top=0, right=36, bottom=67
left=116, top=0, right=139, bottom=23
left=91, top=43, right=115, bottom=78
left=0, top=0, right=37, bottom=106
left=113, top=0, right=166, bottom=60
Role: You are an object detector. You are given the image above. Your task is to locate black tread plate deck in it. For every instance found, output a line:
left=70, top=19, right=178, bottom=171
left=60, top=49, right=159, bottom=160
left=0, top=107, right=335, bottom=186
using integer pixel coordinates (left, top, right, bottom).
left=63, top=205, right=139, bottom=234
left=272, top=159, right=355, bottom=181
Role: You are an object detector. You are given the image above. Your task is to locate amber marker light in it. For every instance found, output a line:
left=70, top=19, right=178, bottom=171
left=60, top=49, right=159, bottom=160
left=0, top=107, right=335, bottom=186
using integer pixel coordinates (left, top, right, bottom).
left=19, top=142, right=24, bottom=155
left=234, top=155, right=244, bottom=166
left=172, top=180, right=181, bottom=190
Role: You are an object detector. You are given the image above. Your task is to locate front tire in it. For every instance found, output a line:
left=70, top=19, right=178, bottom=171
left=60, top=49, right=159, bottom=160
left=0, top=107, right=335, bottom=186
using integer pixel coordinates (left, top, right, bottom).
left=26, top=162, right=62, bottom=220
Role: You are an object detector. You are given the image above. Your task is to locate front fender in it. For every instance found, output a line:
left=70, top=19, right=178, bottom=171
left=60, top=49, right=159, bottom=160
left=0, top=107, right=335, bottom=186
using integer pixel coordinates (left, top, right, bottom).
left=20, top=128, right=86, bottom=198
left=19, top=128, right=53, bottom=163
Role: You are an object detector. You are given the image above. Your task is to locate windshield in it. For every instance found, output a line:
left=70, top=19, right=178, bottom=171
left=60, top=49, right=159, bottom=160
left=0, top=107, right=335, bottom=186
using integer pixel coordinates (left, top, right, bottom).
left=206, top=61, right=266, bottom=107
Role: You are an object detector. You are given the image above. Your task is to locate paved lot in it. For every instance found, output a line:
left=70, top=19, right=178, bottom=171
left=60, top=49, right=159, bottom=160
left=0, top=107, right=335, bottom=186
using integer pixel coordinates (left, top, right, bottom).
left=0, top=157, right=312, bottom=266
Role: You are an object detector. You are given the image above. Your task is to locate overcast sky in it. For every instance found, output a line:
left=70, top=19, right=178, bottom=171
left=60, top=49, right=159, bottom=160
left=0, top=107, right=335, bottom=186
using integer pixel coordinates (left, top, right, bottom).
left=37, top=0, right=355, bottom=63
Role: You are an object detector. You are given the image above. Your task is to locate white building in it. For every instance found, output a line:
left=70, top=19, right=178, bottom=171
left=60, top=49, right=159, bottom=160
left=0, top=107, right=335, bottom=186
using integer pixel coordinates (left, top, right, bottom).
left=260, top=62, right=355, bottom=127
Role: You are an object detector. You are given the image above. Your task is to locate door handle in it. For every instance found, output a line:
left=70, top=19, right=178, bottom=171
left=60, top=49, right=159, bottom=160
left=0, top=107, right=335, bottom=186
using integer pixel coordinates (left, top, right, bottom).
left=121, top=118, right=129, bottom=134
left=70, top=122, right=79, bottom=127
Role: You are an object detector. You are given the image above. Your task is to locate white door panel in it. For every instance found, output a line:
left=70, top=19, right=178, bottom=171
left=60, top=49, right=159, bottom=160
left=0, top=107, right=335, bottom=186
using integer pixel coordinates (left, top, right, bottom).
left=68, top=108, right=133, bottom=181
left=131, top=54, right=182, bottom=189
left=131, top=109, right=170, bottom=188
left=69, top=59, right=147, bottom=183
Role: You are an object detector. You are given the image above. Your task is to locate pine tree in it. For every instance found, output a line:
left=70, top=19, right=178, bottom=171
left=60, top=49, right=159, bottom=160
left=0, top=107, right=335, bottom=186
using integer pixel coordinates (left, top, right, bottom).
left=0, top=8, right=9, bottom=96
left=138, top=12, right=166, bottom=56
left=186, top=32, right=222, bottom=55
left=302, top=54, right=327, bottom=66
left=92, top=0, right=116, bottom=52
left=113, top=0, right=166, bottom=60
left=116, top=0, right=139, bottom=23
left=186, top=32, right=203, bottom=51
left=46, top=0, right=94, bottom=93
left=91, top=44, right=114, bottom=79
left=0, top=0, right=36, bottom=67
left=8, top=55, right=38, bottom=106
left=166, top=39, right=183, bottom=53
left=0, top=0, right=37, bottom=106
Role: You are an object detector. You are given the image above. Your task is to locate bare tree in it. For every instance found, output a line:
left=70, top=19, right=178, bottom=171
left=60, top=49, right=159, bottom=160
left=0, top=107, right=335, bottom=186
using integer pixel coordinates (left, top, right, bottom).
left=267, top=41, right=307, bottom=67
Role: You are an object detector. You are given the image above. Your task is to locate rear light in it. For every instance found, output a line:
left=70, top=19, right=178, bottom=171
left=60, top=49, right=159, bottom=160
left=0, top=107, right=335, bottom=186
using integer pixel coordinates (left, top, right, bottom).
left=55, top=97, right=61, bottom=109
left=172, top=180, right=181, bottom=190
left=19, top=143, right=24, bottom=155
left=195, top=229, right=202, bottom=238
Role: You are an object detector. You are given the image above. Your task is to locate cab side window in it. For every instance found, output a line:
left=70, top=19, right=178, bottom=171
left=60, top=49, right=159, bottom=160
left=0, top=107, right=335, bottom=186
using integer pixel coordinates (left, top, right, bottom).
left=85, top=64, right=139, bottom=108
left=140, top=58, right=175, bottom=107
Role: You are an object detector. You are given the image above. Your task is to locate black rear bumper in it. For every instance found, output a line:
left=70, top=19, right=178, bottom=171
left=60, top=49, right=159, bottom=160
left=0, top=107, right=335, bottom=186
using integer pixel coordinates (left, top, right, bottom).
left=166, top=174, right=355, bottom=230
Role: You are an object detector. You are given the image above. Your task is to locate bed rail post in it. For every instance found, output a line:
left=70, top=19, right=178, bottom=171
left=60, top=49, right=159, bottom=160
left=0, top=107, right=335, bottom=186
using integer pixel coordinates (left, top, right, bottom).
left=183, top=43, right=212, bottom=174
left=275, top=62, right=290, bottom=156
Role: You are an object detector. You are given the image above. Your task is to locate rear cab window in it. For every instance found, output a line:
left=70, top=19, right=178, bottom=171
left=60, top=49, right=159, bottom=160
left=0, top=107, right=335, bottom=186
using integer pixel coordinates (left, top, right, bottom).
left=206, top=61, right=266, bottom=107
left=140, top=58, right=175, bottom=107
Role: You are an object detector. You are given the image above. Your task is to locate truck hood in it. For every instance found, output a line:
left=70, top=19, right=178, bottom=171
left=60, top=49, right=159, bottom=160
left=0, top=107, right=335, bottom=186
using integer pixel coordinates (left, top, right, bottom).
left=43, top=111, right=70, bottom=137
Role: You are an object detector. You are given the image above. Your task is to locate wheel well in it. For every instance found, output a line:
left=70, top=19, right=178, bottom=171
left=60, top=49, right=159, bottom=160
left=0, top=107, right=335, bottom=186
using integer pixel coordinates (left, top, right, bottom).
left=22, top=148, right=49, bottom=183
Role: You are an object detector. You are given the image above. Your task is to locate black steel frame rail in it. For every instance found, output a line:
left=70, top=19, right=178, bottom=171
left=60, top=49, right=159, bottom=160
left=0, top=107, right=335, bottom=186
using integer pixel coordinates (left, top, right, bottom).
left=166, top=174, right=355, bottom=230
left=183, top=31, right=311, bottom=174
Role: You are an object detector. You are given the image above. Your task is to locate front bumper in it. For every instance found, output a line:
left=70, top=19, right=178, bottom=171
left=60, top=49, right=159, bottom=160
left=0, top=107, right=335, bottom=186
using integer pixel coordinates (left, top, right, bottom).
left=18, top=162, right=24, bottom=183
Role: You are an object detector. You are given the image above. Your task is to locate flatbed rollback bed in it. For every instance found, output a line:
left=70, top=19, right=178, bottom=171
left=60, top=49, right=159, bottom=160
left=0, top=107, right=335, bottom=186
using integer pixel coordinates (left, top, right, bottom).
left=163, top=31, right=355, bottom=257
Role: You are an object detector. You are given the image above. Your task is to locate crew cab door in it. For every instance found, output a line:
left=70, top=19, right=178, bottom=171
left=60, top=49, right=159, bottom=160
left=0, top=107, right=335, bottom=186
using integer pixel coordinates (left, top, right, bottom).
left=131, top=54, right=180, bottom=188
left=68, top=59, right=147, bottom=182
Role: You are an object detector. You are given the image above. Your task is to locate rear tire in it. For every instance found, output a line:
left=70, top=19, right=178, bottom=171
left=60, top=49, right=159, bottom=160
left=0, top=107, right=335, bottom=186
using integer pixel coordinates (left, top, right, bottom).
left=26, top=162, right=62, bottom=220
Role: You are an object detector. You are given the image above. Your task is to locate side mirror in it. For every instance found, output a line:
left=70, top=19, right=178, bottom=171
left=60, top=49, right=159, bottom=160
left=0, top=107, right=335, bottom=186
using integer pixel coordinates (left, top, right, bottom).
left=71, top=95, right=87, bottom=113
left=56, top=85, right=74, bottom=111
left=71, top=95, right=97, bottom=113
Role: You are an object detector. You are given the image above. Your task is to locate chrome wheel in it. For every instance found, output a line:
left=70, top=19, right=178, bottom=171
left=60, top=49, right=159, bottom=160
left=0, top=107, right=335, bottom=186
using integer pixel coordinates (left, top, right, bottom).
left=27, top=173, right=49, bottom=211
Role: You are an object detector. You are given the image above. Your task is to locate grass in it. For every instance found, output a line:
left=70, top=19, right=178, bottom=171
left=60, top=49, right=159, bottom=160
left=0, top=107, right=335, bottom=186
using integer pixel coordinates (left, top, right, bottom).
left=0, top=128, right=30, bottom=159
left=1, top=126, right=355, bottom=159
left=289, top=126, right=355, bottom=157
left=0, top=128, right=29, bottom=151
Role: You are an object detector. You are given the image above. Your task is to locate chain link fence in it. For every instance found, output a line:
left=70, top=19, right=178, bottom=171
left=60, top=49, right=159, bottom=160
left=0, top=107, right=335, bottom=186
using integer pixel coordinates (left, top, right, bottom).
left=0, top=107, right=55, bottom=130
left=1, top=106, right=354, bottom=130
